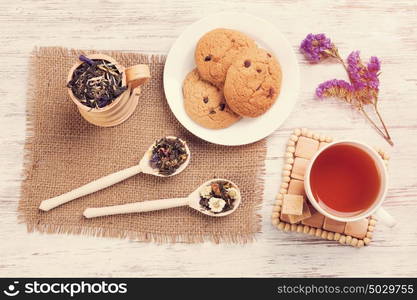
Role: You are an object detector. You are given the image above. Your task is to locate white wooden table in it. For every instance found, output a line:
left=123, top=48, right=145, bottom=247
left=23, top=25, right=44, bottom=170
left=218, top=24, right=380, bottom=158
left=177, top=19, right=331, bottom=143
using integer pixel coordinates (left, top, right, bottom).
left=1, top=0, right=416, bottom=277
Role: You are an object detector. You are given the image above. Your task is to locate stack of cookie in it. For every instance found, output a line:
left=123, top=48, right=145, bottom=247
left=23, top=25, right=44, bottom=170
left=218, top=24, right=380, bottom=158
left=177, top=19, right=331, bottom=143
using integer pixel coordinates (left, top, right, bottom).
left=183, top=28, right=282, bottom=129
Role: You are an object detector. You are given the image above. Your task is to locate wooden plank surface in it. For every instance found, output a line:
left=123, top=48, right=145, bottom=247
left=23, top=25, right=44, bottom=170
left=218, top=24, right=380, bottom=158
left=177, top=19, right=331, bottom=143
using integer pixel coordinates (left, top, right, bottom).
left=0, top=0, right=416, bottom=277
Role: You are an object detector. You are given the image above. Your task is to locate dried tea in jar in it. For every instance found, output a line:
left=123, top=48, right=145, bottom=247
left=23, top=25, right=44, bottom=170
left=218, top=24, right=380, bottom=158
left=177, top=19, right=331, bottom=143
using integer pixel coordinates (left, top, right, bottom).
left=67, top=55, right=127, bottom=108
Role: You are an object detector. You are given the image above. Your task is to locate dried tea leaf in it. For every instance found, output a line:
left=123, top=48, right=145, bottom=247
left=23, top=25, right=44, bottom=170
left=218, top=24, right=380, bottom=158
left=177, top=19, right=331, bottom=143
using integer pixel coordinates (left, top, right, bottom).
left=149, top=137, right=188, bottom=175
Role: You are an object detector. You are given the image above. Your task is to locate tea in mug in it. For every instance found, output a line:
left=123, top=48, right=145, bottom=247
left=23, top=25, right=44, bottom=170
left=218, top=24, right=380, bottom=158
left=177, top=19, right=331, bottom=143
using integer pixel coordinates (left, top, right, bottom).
left=309, top=144, right=381, bottom=216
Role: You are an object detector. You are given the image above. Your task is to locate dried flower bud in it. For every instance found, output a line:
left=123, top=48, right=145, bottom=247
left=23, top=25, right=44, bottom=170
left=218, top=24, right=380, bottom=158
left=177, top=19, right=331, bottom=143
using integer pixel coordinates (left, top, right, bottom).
left=300, top=33, right=337, bottom=63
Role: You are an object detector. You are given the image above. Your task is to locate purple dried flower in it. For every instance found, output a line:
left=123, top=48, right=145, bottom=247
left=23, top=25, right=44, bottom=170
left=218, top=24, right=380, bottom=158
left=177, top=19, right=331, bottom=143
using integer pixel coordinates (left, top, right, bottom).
left=347, top=51, right=380, bottom=104
left=300, top=33, right=335, bottom=63
left=79, top=54, right=94, bottom=65
left=305, top=35, right=392, bottom=146
left=97, top=97, right=110, bottom=108
left=150, top=153, right=159, bottom=163
left=367, top=56, right=381, bottom=73
left=316, top=79, right=354, bottom=102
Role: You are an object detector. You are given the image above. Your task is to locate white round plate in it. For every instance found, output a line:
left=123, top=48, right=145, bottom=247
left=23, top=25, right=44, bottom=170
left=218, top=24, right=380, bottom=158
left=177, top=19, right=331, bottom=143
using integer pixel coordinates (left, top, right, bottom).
left=163, top=12, right=299, bottom=146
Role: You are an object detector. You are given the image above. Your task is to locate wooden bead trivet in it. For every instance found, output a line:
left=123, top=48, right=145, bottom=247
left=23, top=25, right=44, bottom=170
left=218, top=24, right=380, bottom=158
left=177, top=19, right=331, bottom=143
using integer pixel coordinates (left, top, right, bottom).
left=271, top=128, right=389, bottom=248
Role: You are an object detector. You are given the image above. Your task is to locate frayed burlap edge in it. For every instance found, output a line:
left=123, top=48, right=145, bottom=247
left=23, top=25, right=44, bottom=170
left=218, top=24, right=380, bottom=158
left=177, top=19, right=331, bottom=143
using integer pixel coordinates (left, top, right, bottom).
left=18, top=47, right=265, bottom=244
left=18, top=48, right=38, bottom=227
left=32, top=46, right=167, bottom=65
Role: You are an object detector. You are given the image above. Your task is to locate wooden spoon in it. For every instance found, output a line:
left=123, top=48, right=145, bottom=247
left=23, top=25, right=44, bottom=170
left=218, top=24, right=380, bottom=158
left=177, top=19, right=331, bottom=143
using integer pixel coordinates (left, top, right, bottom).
left=83, top=179, right=241, bottom=218
left=39, top=136, right=190, bottom=212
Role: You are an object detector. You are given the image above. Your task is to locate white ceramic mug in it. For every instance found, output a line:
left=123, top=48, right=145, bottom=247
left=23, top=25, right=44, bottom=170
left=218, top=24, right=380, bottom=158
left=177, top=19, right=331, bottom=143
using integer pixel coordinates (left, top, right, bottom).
left=304, top=140, right=396, bottom=227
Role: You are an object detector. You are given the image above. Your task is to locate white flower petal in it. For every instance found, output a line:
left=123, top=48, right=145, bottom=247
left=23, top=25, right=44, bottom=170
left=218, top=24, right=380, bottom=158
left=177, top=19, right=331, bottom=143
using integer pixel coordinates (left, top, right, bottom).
left=208, top=197, right=226, bottom=213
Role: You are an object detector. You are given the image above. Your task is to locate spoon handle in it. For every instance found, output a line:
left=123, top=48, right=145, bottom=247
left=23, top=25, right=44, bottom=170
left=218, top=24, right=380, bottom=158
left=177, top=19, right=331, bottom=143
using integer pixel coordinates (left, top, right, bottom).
left=83, top=198, right=190, bottom=218
left=39, top=165, right=142, bottom=211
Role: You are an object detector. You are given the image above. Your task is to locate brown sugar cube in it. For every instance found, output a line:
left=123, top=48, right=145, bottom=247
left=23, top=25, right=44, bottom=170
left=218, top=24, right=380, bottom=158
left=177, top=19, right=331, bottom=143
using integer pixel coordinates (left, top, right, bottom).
left=288, top=200, right=312, bottom=224
left=291, top=157, right=309, bottom=180
left=282, top=194, right=304, bottom=215
left=280, top=213, right=291, bottom=223
left=302, top=210, right=325, bottom=228
left=323, top=217, right=346, bottom=233
left=295, top=136, right=319, bottom=159
left=288, top=179, right=305, bottom=196
left=289, top=219, right=300, bottom=225
left=319, top=142, right=329, bottom=150
left=344, top=219, right=369, bottom=239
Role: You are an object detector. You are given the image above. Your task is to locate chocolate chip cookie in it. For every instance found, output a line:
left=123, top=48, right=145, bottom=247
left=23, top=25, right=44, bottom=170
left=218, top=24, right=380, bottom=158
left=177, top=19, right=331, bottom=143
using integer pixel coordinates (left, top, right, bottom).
left=183, top=69, right=240, bottom=129
left=195, top=28, right=256, bottom=87
left=224, top=48, right=282, bottom=117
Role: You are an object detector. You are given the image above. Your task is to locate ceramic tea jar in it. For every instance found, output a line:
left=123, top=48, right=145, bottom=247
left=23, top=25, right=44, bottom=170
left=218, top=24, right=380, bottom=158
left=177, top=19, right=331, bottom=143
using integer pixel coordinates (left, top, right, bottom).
left=67, top=54, right=150, bottom=127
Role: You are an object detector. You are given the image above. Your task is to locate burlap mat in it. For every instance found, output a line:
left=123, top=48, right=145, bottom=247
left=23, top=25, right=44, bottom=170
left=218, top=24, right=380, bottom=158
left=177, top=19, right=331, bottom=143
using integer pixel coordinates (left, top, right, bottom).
left=18, top=47, right=266, bottom=243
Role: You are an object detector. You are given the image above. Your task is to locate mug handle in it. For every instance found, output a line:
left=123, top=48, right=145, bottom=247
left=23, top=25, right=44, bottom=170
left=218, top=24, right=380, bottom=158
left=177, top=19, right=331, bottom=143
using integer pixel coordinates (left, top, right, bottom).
left=374, top=207, right=396, bottom=228
left=125, top=64, right=151, bottom=89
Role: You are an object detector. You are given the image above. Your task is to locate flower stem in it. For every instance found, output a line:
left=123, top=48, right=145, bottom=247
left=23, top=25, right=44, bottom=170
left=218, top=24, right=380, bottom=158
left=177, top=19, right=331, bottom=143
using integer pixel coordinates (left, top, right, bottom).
left=374, top=102, right=392, bottom=141
left=332, top=49, right=348, bottom=72
left=359, top=107, right=394, bottom=146
left=337, top=57, right=348, bottom=72
left=325, top=49, right=348, bottom=71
